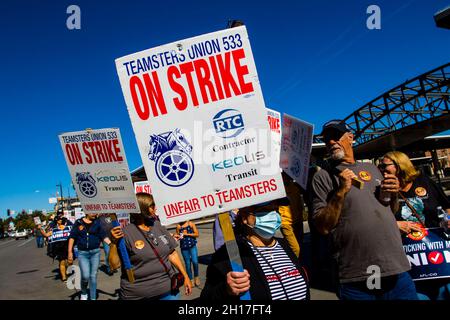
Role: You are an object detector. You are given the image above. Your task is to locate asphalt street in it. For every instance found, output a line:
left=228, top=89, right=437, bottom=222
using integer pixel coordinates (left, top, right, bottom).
left=0, top=222, right=337, bottom=300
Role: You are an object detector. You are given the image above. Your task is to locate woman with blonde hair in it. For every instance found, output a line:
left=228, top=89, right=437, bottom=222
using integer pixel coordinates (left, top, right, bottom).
left=379, top=150, right=450, bottom=300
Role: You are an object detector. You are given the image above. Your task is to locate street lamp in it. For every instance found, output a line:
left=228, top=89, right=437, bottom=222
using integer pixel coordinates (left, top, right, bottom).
left=434, top=6, right=450, bottom=29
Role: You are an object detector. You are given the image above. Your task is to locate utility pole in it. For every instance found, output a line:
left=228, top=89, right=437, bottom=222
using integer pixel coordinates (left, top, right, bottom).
left=56, top=183, right=63, bottom=212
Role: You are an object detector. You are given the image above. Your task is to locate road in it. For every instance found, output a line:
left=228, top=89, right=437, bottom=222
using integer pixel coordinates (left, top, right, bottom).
left=0, top=223, right=337, bottom=300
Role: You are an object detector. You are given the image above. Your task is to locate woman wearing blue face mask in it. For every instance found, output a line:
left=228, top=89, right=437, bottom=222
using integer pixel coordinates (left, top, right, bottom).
left=201, top=202, right=310, bottom=301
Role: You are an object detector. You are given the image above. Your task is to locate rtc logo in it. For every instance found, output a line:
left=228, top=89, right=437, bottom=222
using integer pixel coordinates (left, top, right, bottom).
left=213, top=109, right=244, bottom=138
left=428, top=251, right=444, bottom=264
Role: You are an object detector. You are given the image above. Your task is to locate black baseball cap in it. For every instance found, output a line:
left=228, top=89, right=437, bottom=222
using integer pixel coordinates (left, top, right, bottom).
left=321, top=119, right=351, bottom=136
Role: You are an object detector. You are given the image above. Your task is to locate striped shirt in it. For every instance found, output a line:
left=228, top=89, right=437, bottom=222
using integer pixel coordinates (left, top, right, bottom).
left=248, top=240, right=307, bottom=300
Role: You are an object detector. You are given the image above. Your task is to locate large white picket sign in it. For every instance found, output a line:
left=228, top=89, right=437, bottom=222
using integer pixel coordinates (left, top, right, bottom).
left=266, top=107, right=282, bottom=166
left=280, top=114, right=313, bottom=189
left=59, top=128, right=139, bottom=215
left=116, top=26, right=286, bottom=225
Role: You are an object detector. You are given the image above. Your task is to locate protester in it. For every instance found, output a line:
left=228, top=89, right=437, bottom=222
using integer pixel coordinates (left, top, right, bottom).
left=311, top=119, right=417, bottom=300
left=34, top=225, right=44, bottom=248
left=201, top=202, right=309, bottom=301
left=98, top=215, right=115, bottom=276
left=176, top=220, right=200, bottom=287
left=278, top=171, right=304, bottom=258
left=43, top=214, right=56, bottom=247
left=40, top=213, right=73, bottom=282
left=109, top=193, right=192, bottom=300
left=380, top=150, right=450, bottom=300
left=68, top=213, right=111, bottom=300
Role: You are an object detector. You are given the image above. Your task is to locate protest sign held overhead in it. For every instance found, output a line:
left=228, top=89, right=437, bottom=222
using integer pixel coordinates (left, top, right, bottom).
left=116, top=26, right=286, bottom=225
left=134, top=181, right=152, bottom=194
left=74, top=207, right=85, bottom=220
left=59, top=128, right=139, bottom=215
left=33, top=217, right=42, bottom=225
left=280, top=114, right=313, bottom=189
left=266, top=107, right=282, bottom=166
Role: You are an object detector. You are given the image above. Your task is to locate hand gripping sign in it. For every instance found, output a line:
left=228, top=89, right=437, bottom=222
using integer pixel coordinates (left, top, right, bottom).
left=59, top=128, right=139, bottom=215
left=115, top=26, right=286, bottom=226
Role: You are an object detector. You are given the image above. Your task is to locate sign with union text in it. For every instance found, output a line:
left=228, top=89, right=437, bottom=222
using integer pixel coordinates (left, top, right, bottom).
left=280, top=114, right=313, bottom=189
left=267, top=108, right=282, bottom=167
left=403, top=227, right=450, bottom=281
left=134, top=181, right=152, bottom=194
left=116, top=26, right=286, bottom=225
left=59, top=128, right=139, bottom=215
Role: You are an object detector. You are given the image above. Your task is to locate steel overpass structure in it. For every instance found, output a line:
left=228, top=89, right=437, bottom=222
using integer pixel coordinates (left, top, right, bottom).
left=314, top=62, right=450, bottom=159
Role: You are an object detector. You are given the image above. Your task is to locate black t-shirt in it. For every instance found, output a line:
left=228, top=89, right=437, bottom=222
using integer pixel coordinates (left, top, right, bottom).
left=396, top=173, right=450, bottom=228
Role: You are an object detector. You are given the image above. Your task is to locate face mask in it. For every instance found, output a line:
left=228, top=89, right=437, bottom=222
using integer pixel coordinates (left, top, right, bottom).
left=249, top=211, right=281, bottom=239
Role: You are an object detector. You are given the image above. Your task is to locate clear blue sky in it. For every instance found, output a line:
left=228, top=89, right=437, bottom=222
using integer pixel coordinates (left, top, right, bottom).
left=1, top=0, right=449, bottom=218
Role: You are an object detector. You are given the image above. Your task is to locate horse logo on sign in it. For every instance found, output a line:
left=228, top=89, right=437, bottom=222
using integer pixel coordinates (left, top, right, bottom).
left=147, top=129, right=194, bottom=187
left=75, top=172, right=97, bottom=198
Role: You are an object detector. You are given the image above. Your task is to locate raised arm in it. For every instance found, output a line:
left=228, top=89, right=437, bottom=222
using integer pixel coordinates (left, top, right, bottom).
left=312, top=169, right=355, bottom=235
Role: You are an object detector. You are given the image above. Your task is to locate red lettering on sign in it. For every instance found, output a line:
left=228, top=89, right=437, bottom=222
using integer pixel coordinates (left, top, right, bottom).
left=194, top=58, right=217, bottom=104
left=82, top=139, right=123, bottom=164
left=166, top=48, right=255, bottom=111
left=129, top=72, right=167, bottom=120
left=268, top=116, right=280, bottom=133
left=167, top=66, right=188, bottom=111
left=65, top=143, right=83, bottom=165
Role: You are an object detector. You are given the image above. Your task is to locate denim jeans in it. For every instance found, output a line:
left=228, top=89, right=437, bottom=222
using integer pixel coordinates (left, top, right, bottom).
left=416, top=279, right=450, bottom=300
left=78, top=248, right=101, bottom=300
left=181, top=245, right=199, bottom=280
left=339, top=272, right=418, bottom=300
left=159, top=291, right=180, bottom=300
left=36, top=236, right=44, bottom=248
left=103, top=241, right=110, bottom=273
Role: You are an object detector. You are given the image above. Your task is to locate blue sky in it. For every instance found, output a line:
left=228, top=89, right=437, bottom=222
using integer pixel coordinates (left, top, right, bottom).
left=1, top=0, right=449, bottom=218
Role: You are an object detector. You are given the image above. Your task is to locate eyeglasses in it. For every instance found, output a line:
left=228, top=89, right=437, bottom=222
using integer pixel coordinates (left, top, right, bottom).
left=378, top=162, right=395, bottom=170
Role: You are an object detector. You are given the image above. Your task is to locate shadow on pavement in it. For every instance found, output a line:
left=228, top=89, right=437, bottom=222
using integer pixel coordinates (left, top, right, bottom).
left=69, top=289, right=120, bottom=300
left=17, top=269, right=39, bottom=274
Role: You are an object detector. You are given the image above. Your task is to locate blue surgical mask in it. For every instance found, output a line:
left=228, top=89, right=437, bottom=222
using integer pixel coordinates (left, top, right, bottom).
left=250, top=211, right=281, bottom=239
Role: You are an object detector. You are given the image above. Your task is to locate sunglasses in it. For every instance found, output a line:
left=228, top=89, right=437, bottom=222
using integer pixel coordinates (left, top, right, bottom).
left=378, top=162, right=395, bottom=170
left=323, top=131, right=346, bottom=143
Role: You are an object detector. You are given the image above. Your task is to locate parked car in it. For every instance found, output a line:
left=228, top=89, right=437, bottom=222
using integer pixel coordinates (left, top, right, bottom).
left=15, top=230, right=28, bottom=240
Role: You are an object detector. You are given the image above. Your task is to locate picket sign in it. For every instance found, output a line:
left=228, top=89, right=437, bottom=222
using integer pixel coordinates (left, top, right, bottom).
left=59, top=128, right=139, bottom=215
left=280, top=114, right=313, bottom=189
left=115, top=26, right=286, bottom=226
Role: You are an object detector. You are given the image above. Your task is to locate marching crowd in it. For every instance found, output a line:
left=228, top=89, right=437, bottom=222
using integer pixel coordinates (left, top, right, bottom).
left=34, top=119, right=450, bottom=301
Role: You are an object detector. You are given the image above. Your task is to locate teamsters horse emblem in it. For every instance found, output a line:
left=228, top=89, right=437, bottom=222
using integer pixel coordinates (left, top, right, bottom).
left=148, top=129, right=194, bottom=187
left=76, top=172, right=97, bottom=198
